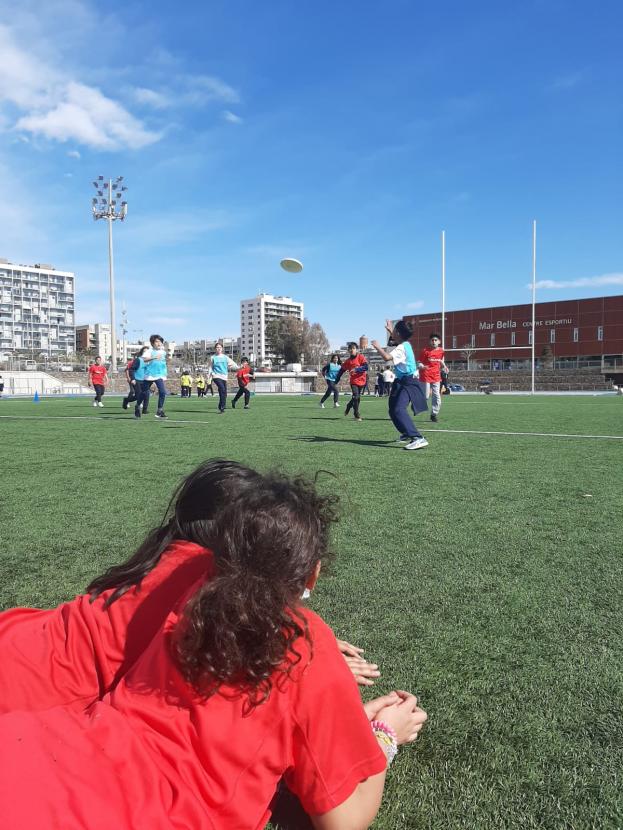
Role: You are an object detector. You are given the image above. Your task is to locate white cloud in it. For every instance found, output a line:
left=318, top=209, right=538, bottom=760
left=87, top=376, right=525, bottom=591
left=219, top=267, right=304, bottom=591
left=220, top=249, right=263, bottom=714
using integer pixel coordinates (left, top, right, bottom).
left=132, top=87, right=170, bottom=109
left=222, top=110, right=243, bottom=125
left=186, top=75, right=239, bottom=105
left=67, top=149, right=81, bottom=159
left=0, top=24, right=160, bottom=150
left=532, top=273, right=623, bottom=290
left=16, top=81, right=161, bottom=150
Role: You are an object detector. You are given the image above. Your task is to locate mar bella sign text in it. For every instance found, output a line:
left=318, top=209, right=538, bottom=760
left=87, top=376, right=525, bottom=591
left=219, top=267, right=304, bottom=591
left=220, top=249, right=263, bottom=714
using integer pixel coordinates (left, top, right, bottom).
left=478, top=317, right=573, bottom=331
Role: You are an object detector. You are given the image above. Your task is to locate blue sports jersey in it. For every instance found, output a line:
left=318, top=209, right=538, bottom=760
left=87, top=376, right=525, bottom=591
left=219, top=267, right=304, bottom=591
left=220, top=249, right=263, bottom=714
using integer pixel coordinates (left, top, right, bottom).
left=145, top=349, right=167, bottom=380
left=325, top=363, right=340, bottom=382
left=211, top=354, right=230, bottom=379
left=393, top=342, right=416, bottom=378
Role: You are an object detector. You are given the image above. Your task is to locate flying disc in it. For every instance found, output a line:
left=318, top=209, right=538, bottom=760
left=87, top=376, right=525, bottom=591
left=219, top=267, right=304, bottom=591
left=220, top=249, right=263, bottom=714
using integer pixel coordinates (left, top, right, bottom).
left=280, top=258, right=303, bottom=273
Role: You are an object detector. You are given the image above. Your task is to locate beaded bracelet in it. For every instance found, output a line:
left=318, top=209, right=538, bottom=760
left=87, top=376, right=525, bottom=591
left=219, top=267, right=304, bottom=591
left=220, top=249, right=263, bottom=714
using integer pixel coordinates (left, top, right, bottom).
left=370, top=720, right=398, bottom=765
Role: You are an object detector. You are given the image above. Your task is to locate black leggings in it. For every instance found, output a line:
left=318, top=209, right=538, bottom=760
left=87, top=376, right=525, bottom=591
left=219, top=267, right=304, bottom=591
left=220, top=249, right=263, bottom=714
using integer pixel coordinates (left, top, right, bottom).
left=232, top=386, right=250, bottom=406
left=320, top=380, right=339, bottom=405
left=93, top=384, right=105, bottom=403
left=345, top=384, right=362, bottom=417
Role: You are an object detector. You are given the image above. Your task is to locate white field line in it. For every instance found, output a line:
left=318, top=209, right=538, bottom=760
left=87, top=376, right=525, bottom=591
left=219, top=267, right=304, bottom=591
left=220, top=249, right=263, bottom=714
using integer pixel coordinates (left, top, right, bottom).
left=1, top=413, right=622, bottom=440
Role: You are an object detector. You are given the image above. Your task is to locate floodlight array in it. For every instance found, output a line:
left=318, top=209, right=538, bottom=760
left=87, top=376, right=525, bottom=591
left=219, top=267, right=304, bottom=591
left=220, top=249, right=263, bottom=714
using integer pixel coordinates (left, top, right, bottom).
left=91, top=175, right=128, bottom=221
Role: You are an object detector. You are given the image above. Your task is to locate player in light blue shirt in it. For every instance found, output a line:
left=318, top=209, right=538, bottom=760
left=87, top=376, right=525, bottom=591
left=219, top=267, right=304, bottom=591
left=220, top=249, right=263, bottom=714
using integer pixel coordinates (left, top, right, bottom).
left=210, top=343, right=239, bottom=413
left=143, top=334, right=168, bottom=419
left=319, top=354, right=342, bottom=409
left=372, top=320, right=428, bottom=451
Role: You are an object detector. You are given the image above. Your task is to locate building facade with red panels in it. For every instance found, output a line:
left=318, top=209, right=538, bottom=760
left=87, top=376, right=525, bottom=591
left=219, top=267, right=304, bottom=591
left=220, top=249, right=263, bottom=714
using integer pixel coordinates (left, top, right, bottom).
left=402, top=295, right=623, bottom=367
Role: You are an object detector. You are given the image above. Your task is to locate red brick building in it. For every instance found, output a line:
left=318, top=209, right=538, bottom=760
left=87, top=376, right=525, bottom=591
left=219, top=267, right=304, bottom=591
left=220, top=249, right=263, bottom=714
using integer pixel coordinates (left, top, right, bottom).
left=402, top=295, right=623, bottom=369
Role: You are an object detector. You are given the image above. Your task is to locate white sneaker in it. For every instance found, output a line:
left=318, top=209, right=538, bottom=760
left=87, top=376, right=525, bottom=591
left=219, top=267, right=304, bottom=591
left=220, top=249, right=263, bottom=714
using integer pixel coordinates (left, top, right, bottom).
left=93, top=401, right=97, bottom=407
left=334, top=402, right=340, bottom=407
left=98, top=401, right=104, bottom=407
left=319, top=403, right=325, bottom=408
left=405, top=437, right=429, bottom=451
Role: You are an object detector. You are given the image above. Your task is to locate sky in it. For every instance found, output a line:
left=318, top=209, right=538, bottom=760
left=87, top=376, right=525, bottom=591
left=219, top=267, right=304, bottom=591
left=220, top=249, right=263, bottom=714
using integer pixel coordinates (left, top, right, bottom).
left=0, top=0, right=622, bottom=348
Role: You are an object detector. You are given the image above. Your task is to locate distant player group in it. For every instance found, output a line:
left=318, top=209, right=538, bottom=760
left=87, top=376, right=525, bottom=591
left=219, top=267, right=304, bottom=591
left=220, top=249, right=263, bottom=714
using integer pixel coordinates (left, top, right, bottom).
left=87, top=321, right=446, bottom=450
left=88, top=337, right=255, bottom=420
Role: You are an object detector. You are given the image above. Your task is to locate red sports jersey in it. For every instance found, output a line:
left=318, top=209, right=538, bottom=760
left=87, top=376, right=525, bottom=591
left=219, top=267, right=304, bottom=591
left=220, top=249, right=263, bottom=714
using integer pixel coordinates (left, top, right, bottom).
left=236, top=366, right=253, bottom=387
left=88, top=364, right=108, bottom=386
left=341, top=354, right=368, bottom=387
left=0, top=545, right=385, bottom=829
left=418, top=347, right=444, bottom=383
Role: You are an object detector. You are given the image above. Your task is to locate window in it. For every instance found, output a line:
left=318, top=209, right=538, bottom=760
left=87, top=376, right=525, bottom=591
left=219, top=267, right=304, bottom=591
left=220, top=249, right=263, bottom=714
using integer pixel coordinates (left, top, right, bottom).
left=573, top=327, right=579, bottom=342
left=597, top=326, right=603, bottom=341
left=470, top=334, right=475, bottom=347
left=511, top=331, right=516, bottom=346
left=452, top=336, right=457, bottom=349
left=528, top=330, right=533, bottom=345
left=550, top=329, right=555, bottom=343
left=490, top=333, right=495, bottom=346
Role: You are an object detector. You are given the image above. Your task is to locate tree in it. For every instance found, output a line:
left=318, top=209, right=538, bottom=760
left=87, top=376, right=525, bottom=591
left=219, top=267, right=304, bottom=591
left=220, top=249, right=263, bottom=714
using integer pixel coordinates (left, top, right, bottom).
left=461, top=344, right=476, bottom=370
left=265, top=317, right=304, bottom=363
left=302, top=321, right=330, bottom=367
left=265, top=318, right=330, bottom=365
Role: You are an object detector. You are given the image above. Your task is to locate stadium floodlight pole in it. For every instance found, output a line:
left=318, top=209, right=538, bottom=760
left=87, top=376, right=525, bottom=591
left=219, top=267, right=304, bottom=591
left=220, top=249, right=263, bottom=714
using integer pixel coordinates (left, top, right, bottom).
left=91, top=175, right=128, bottom=373
left=531, top=219, right=537, bottom=395
left=441, top=230, right=446, bottom=347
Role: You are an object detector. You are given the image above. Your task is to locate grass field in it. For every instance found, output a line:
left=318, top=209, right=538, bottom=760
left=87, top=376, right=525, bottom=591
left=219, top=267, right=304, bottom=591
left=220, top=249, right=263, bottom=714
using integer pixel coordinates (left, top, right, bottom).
left=1, top=393, right=622, bottom=829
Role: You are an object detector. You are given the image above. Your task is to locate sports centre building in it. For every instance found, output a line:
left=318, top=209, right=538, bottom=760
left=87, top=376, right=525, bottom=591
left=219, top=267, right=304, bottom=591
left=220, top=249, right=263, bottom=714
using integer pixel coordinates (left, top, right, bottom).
left=402, top=295, right=623, bottom=370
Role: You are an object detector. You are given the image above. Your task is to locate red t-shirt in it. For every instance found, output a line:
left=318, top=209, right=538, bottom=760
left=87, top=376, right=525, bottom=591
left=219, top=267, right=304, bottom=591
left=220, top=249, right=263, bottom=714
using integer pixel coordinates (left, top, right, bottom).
left=0, top=541, right=213, bottom=714
left=341, top=354, right=368, bottom=387
left=418, top=346, right=444, bottom=383
left=0, top=546, right=386, bottom=828
left=88, top=364, right=108, bottom=386
left=236, top=366, right=253, bottom=387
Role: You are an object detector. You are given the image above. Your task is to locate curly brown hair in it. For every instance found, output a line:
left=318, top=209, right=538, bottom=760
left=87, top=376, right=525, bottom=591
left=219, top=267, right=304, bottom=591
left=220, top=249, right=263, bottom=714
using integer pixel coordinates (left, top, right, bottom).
left=172, top=471, right=338, bottom=708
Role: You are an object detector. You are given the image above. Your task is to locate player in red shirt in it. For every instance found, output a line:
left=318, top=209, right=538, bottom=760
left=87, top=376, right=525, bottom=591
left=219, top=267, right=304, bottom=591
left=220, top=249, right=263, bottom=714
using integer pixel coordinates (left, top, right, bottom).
left=336, top=342, right=368, bottom=421
left=231, top=357, right=255, bottom=409
left=0, top=461, right=426, bottom=829
left=418, top=333, right=447, bottom=422
left=87, top=356, right=108, bottom=407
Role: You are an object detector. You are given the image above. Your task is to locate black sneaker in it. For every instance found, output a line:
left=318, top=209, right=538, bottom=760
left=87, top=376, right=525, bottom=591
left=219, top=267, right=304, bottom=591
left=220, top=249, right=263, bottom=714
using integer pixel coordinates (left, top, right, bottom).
left=155, top=411, right=167, bottom=419
left=244, top=405, right=250, bottom=410
left=431, top=413, right=438, bottom=422
left=134, top=411, right=141, bottom=419
left=122, top=398, right=128, bottom=410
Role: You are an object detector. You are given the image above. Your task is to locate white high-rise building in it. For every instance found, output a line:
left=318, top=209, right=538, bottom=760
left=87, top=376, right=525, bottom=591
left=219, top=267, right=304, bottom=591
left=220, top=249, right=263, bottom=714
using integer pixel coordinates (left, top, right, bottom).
left=0, top=259, right=75, bottom=356
left=240, top=294, right=304, bottom=364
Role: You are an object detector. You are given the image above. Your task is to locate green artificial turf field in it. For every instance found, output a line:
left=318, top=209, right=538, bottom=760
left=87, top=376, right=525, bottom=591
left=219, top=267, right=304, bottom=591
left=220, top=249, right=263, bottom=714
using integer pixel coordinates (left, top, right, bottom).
left=1, top=393, right=622, bottom=828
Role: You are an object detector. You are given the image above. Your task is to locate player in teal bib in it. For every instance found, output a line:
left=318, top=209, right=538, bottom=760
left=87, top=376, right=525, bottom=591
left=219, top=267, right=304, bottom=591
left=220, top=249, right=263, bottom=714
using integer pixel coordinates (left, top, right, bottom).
left=319, top=354, right=342, bottom=409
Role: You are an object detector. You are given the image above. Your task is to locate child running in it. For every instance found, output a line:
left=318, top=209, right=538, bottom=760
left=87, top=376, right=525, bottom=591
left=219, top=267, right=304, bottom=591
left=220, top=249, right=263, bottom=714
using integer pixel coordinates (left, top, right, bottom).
left=372, top=320, right=429, bottom=450
left=0, top=460, right=426, bottom=829
left=87, top=356, right=108, bottom=407
left=126, top=345, right=150, bottom=419
left=231, top=357, right=254, bottom=409
left=418, top=332, right=447, bottom=423
left=210, top=342, right=238, bottom=413
left=319, top=353, right=341, bottom=408
left=143, top=334, right=168, bottom=419
left=335, top=342, right=368, bottom=421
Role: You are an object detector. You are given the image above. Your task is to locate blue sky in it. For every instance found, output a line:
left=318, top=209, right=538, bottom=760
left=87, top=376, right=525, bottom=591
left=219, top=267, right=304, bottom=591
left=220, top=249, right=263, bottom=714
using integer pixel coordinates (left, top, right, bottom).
left=1, top=0, right=622, bottom=347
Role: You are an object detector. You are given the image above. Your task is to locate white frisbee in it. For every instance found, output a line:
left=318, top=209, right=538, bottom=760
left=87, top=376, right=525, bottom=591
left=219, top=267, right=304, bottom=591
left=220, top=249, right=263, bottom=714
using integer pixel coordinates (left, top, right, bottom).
left=280, top=258, right=303, bottom=274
